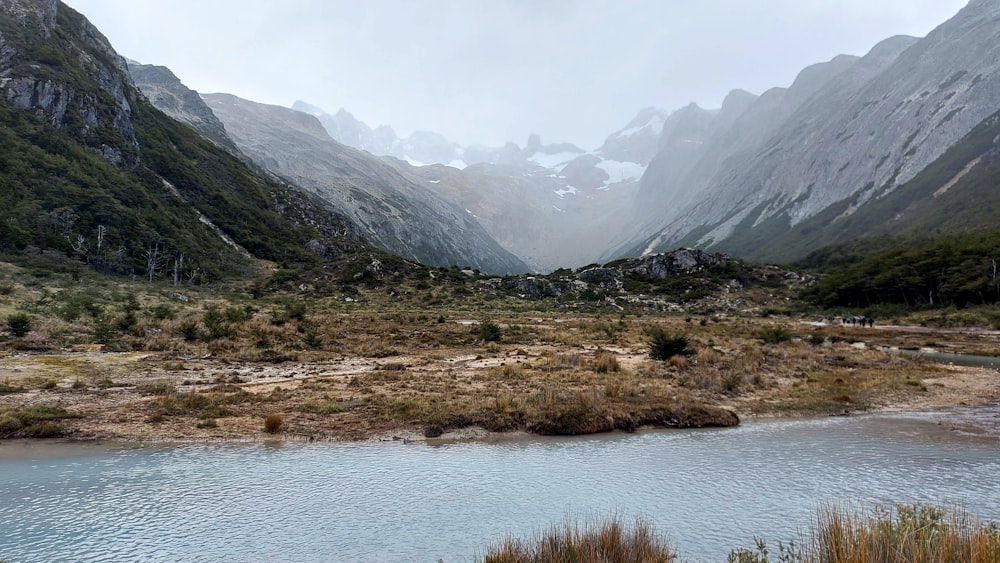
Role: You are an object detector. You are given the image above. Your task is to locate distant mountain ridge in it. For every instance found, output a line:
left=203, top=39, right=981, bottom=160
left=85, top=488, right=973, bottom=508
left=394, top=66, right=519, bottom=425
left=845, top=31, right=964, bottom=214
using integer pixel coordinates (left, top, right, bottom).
left=614, top=0, right=1000, bottom=263
left=20, top=0, right=999, bottom=278
left=297, top=101, right=666, bottom=270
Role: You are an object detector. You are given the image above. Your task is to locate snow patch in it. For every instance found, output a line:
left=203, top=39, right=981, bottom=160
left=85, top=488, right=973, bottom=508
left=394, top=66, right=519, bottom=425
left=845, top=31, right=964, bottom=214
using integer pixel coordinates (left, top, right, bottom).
left=595, top=160, right=646, bottom=189
left=405, top=157, right=428, bottom=167
left=447, top=159, right=467, bottom=170
left=554, top=186, right=578, bottom=198
left=427, top=179, right=441, bottom=184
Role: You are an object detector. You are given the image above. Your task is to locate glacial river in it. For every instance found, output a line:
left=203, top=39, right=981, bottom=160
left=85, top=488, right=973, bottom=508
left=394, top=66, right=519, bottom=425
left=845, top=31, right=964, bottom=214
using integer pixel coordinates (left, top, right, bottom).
left=1, top=412, right=999, bottom=562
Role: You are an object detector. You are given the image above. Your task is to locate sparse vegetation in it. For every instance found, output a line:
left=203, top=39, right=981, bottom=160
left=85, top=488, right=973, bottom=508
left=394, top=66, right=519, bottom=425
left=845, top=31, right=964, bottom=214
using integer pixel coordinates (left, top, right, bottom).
left=481, top=516, right=676, bottom=563
left=728, top=503, right=1000, bottom=563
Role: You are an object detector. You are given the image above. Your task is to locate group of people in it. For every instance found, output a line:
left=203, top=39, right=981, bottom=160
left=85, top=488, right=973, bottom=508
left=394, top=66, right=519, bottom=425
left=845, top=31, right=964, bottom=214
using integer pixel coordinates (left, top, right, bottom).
left=842, top=314, right=874, bottom=327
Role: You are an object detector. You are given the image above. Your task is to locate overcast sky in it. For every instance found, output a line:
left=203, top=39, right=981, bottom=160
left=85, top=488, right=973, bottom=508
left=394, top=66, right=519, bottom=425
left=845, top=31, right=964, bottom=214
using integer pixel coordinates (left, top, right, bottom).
left=65, top=0, right=968, bottom=149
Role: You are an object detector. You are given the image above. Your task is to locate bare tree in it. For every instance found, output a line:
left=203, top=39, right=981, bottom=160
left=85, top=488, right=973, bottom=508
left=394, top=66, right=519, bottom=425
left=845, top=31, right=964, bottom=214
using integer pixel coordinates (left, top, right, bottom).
left=172, top=252, right=184, bottom=286
left=143, top=238, right=168, bottom=282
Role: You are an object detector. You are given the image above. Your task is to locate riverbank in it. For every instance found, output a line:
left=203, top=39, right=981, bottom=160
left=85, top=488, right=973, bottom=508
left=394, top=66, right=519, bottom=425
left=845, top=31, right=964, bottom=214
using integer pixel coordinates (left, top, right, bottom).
left=2, top=314, right=999, bottom=443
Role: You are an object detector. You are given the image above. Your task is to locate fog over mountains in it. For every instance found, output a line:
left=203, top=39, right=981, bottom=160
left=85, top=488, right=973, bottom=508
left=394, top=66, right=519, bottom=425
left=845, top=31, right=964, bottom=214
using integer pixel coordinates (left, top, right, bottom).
left=8, top=0, right=999, bottom=276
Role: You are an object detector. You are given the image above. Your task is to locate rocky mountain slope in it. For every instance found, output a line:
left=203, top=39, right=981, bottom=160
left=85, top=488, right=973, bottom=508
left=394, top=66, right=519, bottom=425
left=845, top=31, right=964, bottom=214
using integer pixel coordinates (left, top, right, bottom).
left=0, top=0, right=363, bottom=282
left=616, top=0, right=1000, bottom=263
left=202, top=94, right=528, bottom=274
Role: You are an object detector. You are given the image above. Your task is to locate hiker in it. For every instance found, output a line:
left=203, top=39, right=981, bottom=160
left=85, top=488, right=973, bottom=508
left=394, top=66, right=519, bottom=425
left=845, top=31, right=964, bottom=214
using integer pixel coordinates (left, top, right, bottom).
left=868, top=316, right=874, bottom=328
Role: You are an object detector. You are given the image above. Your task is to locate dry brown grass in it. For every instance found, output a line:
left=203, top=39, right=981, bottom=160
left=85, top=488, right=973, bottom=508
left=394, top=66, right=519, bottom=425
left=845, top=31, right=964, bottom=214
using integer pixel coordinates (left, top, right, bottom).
left=801, top=503, right=1000, bottom=563
left=482, top=516, right=676, bottom=563
left=1, top=281, right=996, bottom=441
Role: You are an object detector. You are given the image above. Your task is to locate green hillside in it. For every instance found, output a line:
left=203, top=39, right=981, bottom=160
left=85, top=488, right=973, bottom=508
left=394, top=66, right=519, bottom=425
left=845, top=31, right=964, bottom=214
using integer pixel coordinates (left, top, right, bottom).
left=0, top=2, right=358, bottom=283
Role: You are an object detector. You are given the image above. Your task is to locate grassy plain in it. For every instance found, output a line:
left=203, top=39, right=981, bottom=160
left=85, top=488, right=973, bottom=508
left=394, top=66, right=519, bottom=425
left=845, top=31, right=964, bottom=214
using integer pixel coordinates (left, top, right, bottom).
left=0, top=261, right=998, bottom=442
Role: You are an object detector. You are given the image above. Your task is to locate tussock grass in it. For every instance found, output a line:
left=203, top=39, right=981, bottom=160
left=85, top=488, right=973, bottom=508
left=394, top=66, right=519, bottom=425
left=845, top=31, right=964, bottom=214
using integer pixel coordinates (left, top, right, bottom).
left=263, top=413, right=283, bottom=433
left=805, top=503, right=1000, bottom=563
left=481, top=515, right=677, bottom=563
left=731, top=503, right=1000, bottom=563
left=0, top=405, right=78, bottom=438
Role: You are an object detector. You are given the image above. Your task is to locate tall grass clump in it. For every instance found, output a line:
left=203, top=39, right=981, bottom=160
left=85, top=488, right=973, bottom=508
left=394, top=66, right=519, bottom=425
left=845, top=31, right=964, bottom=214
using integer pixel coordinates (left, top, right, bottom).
left=646, top=326, right=691, bottom=361
left=263, top=413, right=284, bottom=433
left=729, top=503, right=1000, bottom=562
left=806, top=503, right=1000, bottom=563
left=481, top=515, right=676, bottom=563
left=6, top=312, right=31, bottom=337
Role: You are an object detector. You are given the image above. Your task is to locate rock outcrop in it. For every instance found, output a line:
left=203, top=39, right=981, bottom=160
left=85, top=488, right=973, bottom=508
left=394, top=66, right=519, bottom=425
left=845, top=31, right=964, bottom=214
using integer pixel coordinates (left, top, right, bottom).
left=0, top=0, right=139, bottom=167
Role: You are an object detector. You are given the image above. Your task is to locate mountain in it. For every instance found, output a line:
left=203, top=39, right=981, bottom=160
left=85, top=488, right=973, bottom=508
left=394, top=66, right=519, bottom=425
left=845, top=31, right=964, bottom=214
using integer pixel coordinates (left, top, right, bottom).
left=202, top=94, right=528, bottom=274
left=126, top=61, right=240, bottom=155
left=616, top=0, right=1000, bottom=263
left=291, top=101, right=664, bottom=271
left=0, top=0, right=364, bottom=282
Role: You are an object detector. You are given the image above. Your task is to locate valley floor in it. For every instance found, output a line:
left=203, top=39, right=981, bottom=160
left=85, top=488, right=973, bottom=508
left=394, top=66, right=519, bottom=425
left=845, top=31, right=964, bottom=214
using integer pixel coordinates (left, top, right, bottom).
left=2, top=314, right=999, bottom=443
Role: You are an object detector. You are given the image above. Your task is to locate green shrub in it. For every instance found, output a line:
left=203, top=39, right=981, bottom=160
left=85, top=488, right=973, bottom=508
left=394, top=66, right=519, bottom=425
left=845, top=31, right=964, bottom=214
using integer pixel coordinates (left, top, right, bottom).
left=759, top=326, right=792, bottom=345
left=646, top=327, right=692, bottom=361
left=478, top=319, right=503, bottom=343
left=178, top=319, right=200, bottom=341
left=722, top=373, right=742, bottom=394
left=6, top=313, right=31, bottom=337
left=148, top=304, right=175, bottom=321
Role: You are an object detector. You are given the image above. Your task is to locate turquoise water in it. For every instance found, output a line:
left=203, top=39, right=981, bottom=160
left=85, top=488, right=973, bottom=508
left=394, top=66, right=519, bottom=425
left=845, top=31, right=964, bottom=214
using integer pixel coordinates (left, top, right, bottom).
left=1, top=413, right=998, bottom=562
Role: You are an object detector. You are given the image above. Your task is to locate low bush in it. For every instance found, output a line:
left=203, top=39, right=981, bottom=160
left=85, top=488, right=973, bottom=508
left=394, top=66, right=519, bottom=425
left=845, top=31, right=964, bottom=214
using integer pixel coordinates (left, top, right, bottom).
left=6, top=312, right=31, bottom=337
left=759, top=326, right=792, bottom=345
left=263, top=413, right=284, bottom=433
left=646, top=327, right=692, bottom=361
left=478, top=319, right=503, bottom=343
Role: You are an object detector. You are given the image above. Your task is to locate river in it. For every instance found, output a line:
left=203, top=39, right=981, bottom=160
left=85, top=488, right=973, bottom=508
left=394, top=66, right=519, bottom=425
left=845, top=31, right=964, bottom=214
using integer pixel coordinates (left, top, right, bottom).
left=1, top=412, right=998, bottom=562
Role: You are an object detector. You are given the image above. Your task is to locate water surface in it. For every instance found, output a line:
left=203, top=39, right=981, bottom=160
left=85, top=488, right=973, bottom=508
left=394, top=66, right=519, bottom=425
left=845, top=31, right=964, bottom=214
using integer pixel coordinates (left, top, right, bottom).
left=1, top=413, right=998, bottom=562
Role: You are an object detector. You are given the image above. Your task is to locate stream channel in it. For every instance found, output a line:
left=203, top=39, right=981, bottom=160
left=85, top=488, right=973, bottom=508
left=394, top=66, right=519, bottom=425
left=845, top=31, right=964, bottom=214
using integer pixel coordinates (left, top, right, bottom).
left=2, top=412, right=999, bottom=562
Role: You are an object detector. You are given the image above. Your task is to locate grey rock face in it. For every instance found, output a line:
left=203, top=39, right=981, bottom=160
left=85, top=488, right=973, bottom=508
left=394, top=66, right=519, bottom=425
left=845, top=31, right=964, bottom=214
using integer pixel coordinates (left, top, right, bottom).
left=0, top=0, right=138, bottom=167
left=128, top=62, right=239, bottom=154
left=626, top=249, right=728, bottom=280
left=203, top=93, right=528, bottom=274
left=598, top=107, right=668, bottom=165
left=622, top=1, right=1000, bottom=262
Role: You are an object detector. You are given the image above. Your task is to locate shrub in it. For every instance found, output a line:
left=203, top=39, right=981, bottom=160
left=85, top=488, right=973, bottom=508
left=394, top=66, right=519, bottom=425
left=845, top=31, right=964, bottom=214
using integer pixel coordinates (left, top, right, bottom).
left=646, top=327, right=692, bottom=361
left=478, top=319, right=503, bottom=343
left=177, top=319, right=201, bottom=341
left=148, top=304, right=175, bottom=321
left=592, top=350, right=620, bottom=373
left=759, top=326, right=792, bottom=345
left=722, top=373, right=742, bottom=394
left=263, top=413, right=284, bottom=433
left=6, top=313, right=31, bottom=337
